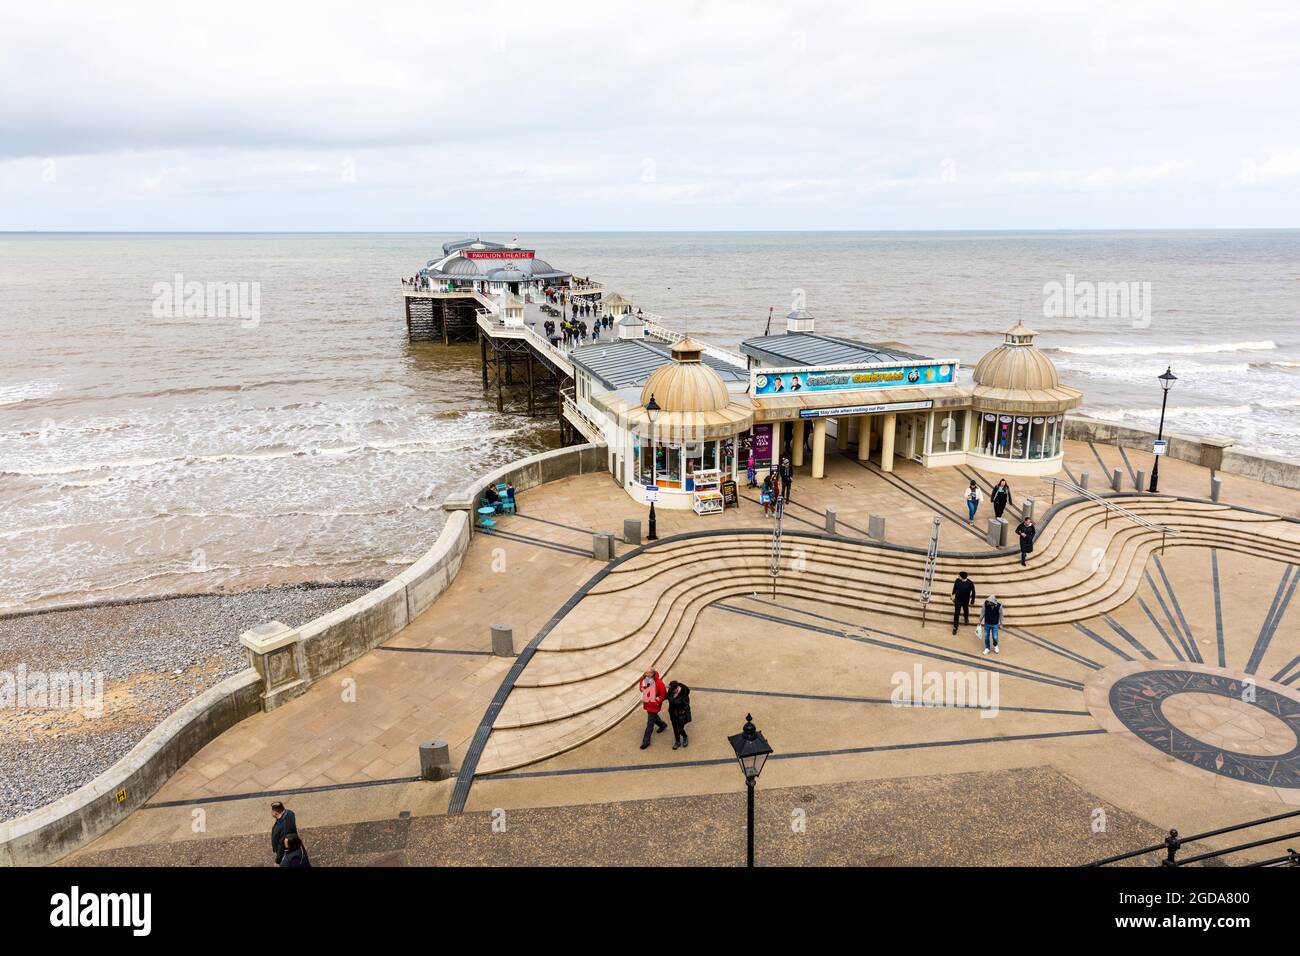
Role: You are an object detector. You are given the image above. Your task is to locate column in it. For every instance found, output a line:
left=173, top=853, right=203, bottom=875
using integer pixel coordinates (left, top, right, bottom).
left=880, top=413, right=897, bottom=473
left=792, top=419, right=806, bottom=467
left=857, top=415, right=872, bottom=462
left=811, top=419, right=827, bottom=478
left=836, top=417, right=849, bottom=451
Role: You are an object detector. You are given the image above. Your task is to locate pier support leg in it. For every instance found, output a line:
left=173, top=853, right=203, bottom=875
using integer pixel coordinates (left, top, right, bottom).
left=811, top=419, right=827, bottom=479
left=480, top=334, right=488, bottom=388
left=857, top=416, right=872, bottom=462
left=792, top=420, right=806, bottom=468
left=527, top=350, right=536, bottom=417
left=880, top=413, right=897, bottom=473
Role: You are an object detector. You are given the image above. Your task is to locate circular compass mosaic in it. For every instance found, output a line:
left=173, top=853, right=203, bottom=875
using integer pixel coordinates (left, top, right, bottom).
left=1106, top=668, right=1300, bottom=789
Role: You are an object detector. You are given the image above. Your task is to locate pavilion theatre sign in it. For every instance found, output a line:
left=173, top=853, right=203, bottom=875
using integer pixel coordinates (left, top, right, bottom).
left=463, top=250, right=536, bottom=259
left=752, top=360, right=958, bottom=397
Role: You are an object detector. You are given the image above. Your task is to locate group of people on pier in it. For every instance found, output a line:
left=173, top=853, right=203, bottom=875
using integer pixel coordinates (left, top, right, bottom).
left=543, top=313, right=614, bottom=349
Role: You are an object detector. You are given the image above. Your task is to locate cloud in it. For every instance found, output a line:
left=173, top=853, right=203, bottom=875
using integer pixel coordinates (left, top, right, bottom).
left=2, top=0, right=1299, bottom=228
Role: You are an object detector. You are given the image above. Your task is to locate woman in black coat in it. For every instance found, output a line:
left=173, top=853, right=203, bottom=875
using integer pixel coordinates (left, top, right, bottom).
left=1014, top=517, right=1036, bottom=566
left=991, top=480, right=1013, bottom=519
left=666, top=680, right=692, bottom=750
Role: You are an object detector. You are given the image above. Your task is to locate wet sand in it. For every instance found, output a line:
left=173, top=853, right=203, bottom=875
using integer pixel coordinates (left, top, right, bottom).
left=0, top=582, right=377, bottom=823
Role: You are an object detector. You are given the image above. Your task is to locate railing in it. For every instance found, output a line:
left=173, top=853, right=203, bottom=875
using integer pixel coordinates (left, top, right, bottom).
left=637, top=312, right=748, bottom=369
left=1085, top=808, right=1300, bottom=866
left=561, top=390, right=604, bottom=443
left=476, top=305, right=575, bottom=375
left=1040, top=476, right=1180, bottom=551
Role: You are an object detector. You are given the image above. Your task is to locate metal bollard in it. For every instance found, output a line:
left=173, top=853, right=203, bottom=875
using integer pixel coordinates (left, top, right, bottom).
left=868, top=514, right=886, bottom=540
left=419, top=740, right=452, bottom=781
left=987, top=517, right=1008, bottom=548
left=1135, top=469, right=1147, bottom=493
left=623, top=518, right=642, bottom=546
left=825, top=506, right=837, bottom=535
left=1210, top=475, right=1222, bottom=502
left=1111, top=468, right=1123, bottom=492
left=490, top=624, right=515, bottom=657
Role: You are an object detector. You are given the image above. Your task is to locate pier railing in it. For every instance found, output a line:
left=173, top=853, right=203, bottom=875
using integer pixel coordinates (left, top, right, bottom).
left=475, top=311, right=575, bottom=377
left=561, top=388, right=605, bottom=443
left=637, top=311, right=748, bottom=369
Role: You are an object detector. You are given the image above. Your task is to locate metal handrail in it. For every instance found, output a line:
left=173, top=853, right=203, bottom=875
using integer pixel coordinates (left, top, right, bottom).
left=1085, top=807, right=1300, bottom=866
left=1040, top=476, right=1180, bottom=542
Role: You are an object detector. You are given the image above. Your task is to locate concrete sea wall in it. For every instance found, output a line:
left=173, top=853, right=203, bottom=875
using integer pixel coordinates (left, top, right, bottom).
left=1066, top=416, right=1300, bottom=492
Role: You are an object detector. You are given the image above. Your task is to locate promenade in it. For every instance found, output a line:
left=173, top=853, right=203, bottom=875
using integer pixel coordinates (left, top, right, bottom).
left=66, top=438, right=1300, bottom=865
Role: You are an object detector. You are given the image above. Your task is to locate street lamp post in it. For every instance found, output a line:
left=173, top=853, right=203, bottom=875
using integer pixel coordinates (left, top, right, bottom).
left=1148, top=367, right=1177, bottom=493
left=727, top=713, right=774, bottom=868
left=645, top=394, right=660, bottom=541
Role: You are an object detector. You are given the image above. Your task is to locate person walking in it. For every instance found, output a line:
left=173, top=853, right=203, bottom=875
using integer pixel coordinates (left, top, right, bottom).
left=278, top=832, right=311, bottom=867
left=779, top=456, right=794, bottom=502
left=979, top=595, right=1003, bottom=655
left=270, top=802, right=297, bottom=865
left=638, top=668, right=668, bottom=749
left=951, top=570, right=976, bottom=635
left=746, top=447, right=757, bottom=488
left=760, top=473, right=775, bottom=517
left=1014, top=516, right=1036, bottom=566
left=990, top=479, right=1013, bottom=519
left=666, top=679, right=692, bottom=749
left=964, top=480, right=982, bottom=523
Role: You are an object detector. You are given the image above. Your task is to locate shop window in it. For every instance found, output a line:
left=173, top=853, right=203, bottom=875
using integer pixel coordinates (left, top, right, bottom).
left=1012, top=417, right=1030, bottom=459
left=656, top=443, right=682, bottom=486
left=931, top=410, right=967, bottom=454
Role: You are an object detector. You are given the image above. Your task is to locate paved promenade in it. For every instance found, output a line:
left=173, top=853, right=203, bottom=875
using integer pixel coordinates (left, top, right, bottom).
left=70, top=438, right=1300, bottom=865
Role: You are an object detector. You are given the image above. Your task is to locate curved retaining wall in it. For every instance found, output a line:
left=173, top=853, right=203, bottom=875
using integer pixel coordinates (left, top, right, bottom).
left=0, top=443, right=604, bottom=867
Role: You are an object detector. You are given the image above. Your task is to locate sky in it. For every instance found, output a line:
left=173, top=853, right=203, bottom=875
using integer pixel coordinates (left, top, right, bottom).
left=2, top=0, right=1299, bottom=231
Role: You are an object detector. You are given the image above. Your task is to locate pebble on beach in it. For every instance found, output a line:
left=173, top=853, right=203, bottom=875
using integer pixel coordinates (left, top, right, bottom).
left=0, top=583, right=376, bottom=823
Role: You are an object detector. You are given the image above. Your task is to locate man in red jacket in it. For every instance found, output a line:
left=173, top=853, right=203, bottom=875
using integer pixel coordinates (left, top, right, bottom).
left=638, top=668, right=668, bottom=750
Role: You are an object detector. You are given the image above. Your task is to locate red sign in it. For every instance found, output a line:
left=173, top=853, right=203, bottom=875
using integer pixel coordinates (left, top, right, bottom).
left=463, top=250, right=535, bottom=259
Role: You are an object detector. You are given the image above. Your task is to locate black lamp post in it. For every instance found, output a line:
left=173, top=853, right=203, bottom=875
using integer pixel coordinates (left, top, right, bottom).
left=1148, top=367, right=1177, bottom=493
left=727, top=713, right=774, bottom=868
left=645, top=394, right=660, bottom=541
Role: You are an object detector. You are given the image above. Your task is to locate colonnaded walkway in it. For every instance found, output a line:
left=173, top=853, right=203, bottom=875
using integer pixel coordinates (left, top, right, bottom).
left=68, top=439, right=1300, bottom=865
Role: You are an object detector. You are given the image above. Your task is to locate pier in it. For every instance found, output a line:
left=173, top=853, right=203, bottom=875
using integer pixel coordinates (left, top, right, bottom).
left=399, top=236, right=729, bottom=440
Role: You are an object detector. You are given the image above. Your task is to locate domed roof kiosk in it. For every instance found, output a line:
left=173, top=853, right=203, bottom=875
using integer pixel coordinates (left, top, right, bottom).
left=969, top=321, right=1082, bottom=476
left=620, top=338, right=754, bottom=509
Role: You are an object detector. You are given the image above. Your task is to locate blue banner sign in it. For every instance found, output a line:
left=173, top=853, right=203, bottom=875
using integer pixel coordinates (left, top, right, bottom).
left=753, top=362, right=956, bottom=397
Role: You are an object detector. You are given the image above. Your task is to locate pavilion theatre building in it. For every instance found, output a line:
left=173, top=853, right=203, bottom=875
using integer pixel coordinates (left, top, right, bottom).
left=568, top=309, right=1082, bottom=510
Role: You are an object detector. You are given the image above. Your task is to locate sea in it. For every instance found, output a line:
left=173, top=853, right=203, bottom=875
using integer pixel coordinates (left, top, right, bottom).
left=2, top=230, right=1297, bottom=612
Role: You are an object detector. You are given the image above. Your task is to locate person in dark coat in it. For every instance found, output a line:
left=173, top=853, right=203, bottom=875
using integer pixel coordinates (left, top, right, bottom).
left=270, top=802, right=297, bottom=864
left=991, top=479, right=1013, bottom=519
left=638, top=668, right=668, bottom=750
left=951, top=571, right=976, bottom=635
left=279, top=832, right=311, bottom=868
left=778, top=456, right=793, bottom=502
left=1014, top=517, right=1036, bottom=566
left=979, top=595, right=1003, bottom=655
left=666, top=680, right=692, bottom=750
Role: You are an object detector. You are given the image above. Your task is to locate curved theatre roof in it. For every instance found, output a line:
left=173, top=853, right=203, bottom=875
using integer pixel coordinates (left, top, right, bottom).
left=972, top=322, right=1082, bottom=413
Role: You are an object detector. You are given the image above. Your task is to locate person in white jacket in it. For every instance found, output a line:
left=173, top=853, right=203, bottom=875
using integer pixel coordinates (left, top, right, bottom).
left=964, top=480, right=982, bottom=523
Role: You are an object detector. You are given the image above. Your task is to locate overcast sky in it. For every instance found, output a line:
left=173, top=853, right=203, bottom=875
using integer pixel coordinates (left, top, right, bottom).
left=3, top=0, right=1299, bottom=231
